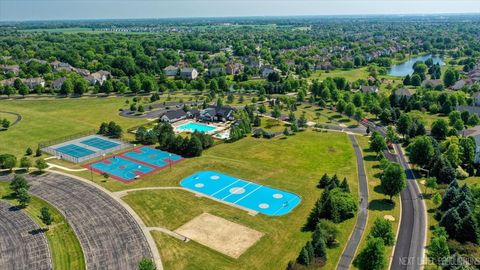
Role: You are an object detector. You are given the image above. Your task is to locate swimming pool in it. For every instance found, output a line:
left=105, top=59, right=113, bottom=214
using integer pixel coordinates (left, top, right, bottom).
left=176, top=122, right=217, bottom=133
left=180, top=171, right=301, bottom=216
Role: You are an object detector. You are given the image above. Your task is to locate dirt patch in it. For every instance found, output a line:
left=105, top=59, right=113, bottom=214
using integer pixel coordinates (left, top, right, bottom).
left=384, top=215, right=395, bottom=221
left=175, top=212, right=263, bottom=258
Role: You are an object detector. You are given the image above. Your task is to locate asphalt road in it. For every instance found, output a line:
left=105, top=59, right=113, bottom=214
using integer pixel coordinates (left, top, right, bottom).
left=28, top=173, right=153, bottom=270
left=390, top=144, right=426, bottom=270
left=336, top=134, right=369, bottom=270
left=0, top=201, right=52, bottom=270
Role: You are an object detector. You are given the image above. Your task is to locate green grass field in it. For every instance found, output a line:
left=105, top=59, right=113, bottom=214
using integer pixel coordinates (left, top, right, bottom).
left=0, top=181, right=85, bottom=270
left=310, top=68, right=370, bottom=82
left=88, top=130, right=360, bottom=270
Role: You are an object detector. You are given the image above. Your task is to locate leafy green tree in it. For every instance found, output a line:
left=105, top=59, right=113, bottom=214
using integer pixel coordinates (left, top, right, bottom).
left=432, top=193, right=442, bottom=207
left=138, top=257, right=157, bottom=270
left=380, top=162, right=406, bottom=201
left=411, top=74, right=422, bottom=86
left=74, top=79, right=87, bottom=95
left=425, top=177, right=438, bottom=194
left=10, top=174, right=29, bottom=197
left=35, top=159, right=48, bottom=172
left=0, top=154, right=17, bottom=172
left=40, top=207, right=54, bottom=227
left=19, top=157, right=31, bottom=171
left=345, top=102, right=356, bottom=117
left=25, top=147, right=33, bottom=156
left=406, top=136, right=435, bottom=168
left=353, top=237, right=386, bottom=270
left=431, top=119, right=449, bottom=140
left=396, top=113, right=412, bottom=138
left=17, top=188, right=31, bottom=208
left=369, top=218, right=395, bottom=246
left=60, top=79, right=73, bottom=95
left=327, top=188, right=357, bottom=223
left=369, top=132, right=387, bottom=154
left=428, top=236, right=450, bottom=268
left=443, top=68, right=459, bottom=87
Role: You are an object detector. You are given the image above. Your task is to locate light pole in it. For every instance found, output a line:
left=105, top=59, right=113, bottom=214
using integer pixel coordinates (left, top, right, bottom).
left=169, top=153, right=172, bottom=171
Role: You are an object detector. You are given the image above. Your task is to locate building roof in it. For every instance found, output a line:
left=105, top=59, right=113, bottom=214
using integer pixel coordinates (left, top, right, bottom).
left=162, top=109, right=187, bottom=120
left=180, top=67, right=197, bottom=73
left=361, top=85, right=378, bottom=93
left=395, top=88, right=414, bottom=97
left=163, top=65, right=178, bottom=71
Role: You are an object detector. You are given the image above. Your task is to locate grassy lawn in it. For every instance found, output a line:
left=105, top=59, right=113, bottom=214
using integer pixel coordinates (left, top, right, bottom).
left=0, top=97, right=150, bottom=157
left=0, top=180, right=85, bottom=270
left=115, top=131, right=359, bottom=269
left=310, top=68, right=369, bottom=82
left=355, top=136, right=401, bottom=268
left=407, top=110, right=447, bottom=129
left=0, top=112, right=19, bottom=124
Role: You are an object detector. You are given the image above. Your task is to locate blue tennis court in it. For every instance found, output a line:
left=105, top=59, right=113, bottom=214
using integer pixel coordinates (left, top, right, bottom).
left=89, top=156, right=154, bottom=181
left=123, top=146, right=182, bottom=167
left=55, top=144, right=95, bottom=158
left=180, top=171, right=301, bottom=216
left=80, top=137, right=120, bottom=150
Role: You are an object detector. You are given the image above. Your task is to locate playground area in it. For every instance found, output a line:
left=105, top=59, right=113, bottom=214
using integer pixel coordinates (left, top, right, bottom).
left=85, top=146, right=184, bottom=182
left=180, top=171, right=301, bottom=216
left=41, top=134, right=130, bottom=163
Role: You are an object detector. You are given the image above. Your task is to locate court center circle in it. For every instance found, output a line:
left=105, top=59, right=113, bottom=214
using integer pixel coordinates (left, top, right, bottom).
left=273, top=193, right=283, bottom=199
left=195, top=183, right=204, bottom=188
left=259, top=203, right=270, bottom=209
left=210, top=175, right=220, bottom=180
left=229, top=187, right=246, bottom=194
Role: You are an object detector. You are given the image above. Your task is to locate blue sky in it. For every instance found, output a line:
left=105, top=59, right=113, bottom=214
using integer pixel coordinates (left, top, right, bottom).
left=1, top=0, right=479, bottom=21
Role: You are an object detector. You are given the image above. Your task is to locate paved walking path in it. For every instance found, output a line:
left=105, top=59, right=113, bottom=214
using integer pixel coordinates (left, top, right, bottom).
left=0, top=110, right=22, bottom=127
left=336, top=134, right=369, bottom=270
left=47, top=162, right=88, bottom=172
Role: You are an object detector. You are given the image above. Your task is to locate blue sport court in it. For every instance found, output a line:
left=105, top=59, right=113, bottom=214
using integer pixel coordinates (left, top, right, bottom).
left=123, top=146, right=183, bottom=167
left=80, top=137, right=120, bottom=150
left=90, top=156, right=154, bottom=181
left=55, top=144, right=95, bottom=158
left=180, top=171, right=301, bottom=216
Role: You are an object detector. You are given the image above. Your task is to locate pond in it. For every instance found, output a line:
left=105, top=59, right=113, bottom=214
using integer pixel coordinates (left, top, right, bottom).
left=388, top=54, right=445, bottom=77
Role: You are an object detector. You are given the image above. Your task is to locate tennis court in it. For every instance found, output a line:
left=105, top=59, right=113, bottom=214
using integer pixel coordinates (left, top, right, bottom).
left=180, top=171, right=301, bottom=216
left=123, top=146, right=182, bottom=167
left=89, top=156, right=154, bottom=181
left=55, top=144, right=95, bottom=158
left=80, top=137, right=120, bottom=150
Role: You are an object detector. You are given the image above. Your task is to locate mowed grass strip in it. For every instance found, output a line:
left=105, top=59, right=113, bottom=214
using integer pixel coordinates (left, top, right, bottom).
left=355, top=136, right=400, bottom=268
left=0, top=181, right=85, bottom=270
left=121, top=131, right=358, bottom=269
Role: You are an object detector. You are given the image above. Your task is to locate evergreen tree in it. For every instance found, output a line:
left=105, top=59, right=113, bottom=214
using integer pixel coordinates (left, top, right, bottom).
left=40, top=207, right=54, bottom=226
left=456, top=201, right=471, bottom=218
left=456, top=214, right=480, bottom=244
left=35, top=147, right=42, bottom=157
left=297, top=245, right=311, bottom=265
left=305, top=197, right=323, bottom=231
left=317, top=173, right=331, bottom=188
left=339, top=177, right=350, bottom=193
left=312, top=223, right=327, bottom=260
left=17, top=188, right=31, bottom=208
left=439, top=208, right=461, bottom=238
left=440, top=184, right=459, bottom=211
left=25, top=147, right=33, bottom=156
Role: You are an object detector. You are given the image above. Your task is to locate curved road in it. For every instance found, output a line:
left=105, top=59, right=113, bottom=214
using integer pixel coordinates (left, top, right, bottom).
left=28, top=173, right=154, bottom=270
left=361, top=121, right=426, bottom=270
left=0, top=201, right=52, bottom=270
left=336, top=134, right=369, bottom=270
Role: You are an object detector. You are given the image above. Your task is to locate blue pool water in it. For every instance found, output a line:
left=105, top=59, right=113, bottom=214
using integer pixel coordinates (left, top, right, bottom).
left=80, top=137, right=120, bottom=150
left=55, top=144, right=95, bottom=158
left=180, top=171, right=301, bottom=216
left=123, top=146, right=182, bottom=167
left=90, top=156, right=154, bottom=181
left=176, top=122, right=216, bottom=133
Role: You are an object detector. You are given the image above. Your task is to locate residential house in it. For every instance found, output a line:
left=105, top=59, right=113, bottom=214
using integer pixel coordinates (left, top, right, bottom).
left=261, top=66, right=280, bottom=78
left=24, top=77, right=45, bottom=88
left=463, top=126, right=480, bottom=163
left=421, top=79, right=443, bottom=89
left=225, top=63, right=244, bottom=75
left=163, top=65, right=179, bottom=76
left=451, top=79, right=472, bottom=91
left=394, top=88, right=414, bottom=99
left=75, top=68, right=91, bottom=76
left=200, top=106, right=235, bottom=122
left=360, top=85, right=379, bottom=94
left=26, top=58, right=47, bottom=65
left=180, top=68, right=198, bottom=80
left=472, top=92, right=480, bottom=107
left=0, top=78, right=16, bottom=87
left=159, top=109, right=187, bottom=123
left=0, top=64, right=20, bottom=75
left=84, top=70, right=110, bottom=85
left=208, top=67, right=225, bottom=76
left=52, top=77, right=66, bottom=90
left=186, top=109, right=200, bottom=119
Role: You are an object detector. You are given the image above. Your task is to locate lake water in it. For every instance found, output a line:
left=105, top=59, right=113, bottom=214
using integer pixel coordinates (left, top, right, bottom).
left=388, top=55, right=445, bottom=77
